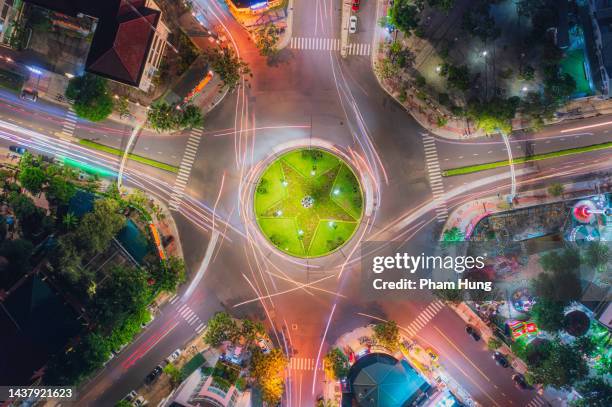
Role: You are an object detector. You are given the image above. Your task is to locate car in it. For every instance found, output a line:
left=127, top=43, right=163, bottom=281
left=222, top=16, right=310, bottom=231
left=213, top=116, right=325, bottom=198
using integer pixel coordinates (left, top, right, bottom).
left=132, top=395, right=148, bottom=406
left=166, top=348, right=182, bottom=363
left=144, top=365, right=163, bottom=385
left=9, top=145, right=27, bottom=155
left=425, top=348, right=439, bottom=361
left=492, top=351, right=510, bottom=367
left=352, top=0, right=360, bottom=11
left=124, top=390, right=138, bottom=402
left=349, top=16, right=357, bottom=34
left=20, top=89, right=38, bottom=102
left=512, top=374, right=529, bottom=389
left=465, top=325, right=481, bottom=341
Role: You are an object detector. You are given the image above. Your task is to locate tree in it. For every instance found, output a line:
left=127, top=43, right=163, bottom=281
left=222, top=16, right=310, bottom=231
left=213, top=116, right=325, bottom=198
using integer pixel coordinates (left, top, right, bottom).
left=62, top=212, right=79, bottom=231
left=461, top=1, right=500, bottom=41
left=255, top=23, right=279, bottom=57
left=373, top=321, right=400, bottom=351
left=324, top=348, right=349, bottom=380
left=163, top=363, right=184, bottom=387
left=445, top=64, right=471, bottom=91
left=531, top=298, right=565, bottom=332
left=204, top=312, right=240, bottom=347
left=487, top=337, right=502, bottom=350
left=147, top=101, right=179, bottom=132
left=584, top=242, right=609, bottom=272
left=93, top=265, right=151, bottom=328
left=466, top=97, right=520, bottom=134
left=114, top=96, right=130, bottom=118
left=76, top=198, right=125, bottom=255
left=434, top=287, right=463, bottom=303
left=205, top=47, right=250, bottom=91
left=8, top=191, right=50, bottom=240
left=547, top=183, right=564, bottom=197
left=116, top=401, right=132, bottom=407
left=530, top=341, right=588, bottom=389
left=442, top=226, right=464, bottom=242
left=534, top=249, right=582, bottom=304
left=374, top=57, right=401, bottom=81
left=55, top=234, right=84, bottom=284
left=178, top=104, right=203, bottom=129
left=147, top=102, right=203, bottom=132
left=47, top=176, right=76, bottom=205
left=544, top=67, right=576, bottom=102
left=427, top=0, right=455, bottom=12
left=0, top=238, right=34, bottom=287
left=249, top=348, right=287, bottom=405
left=240, top=319, right=265, bottom=345
left=390, top=0, right=420, bottom=35
left=573, top=378, right=612, bottom=407
left=18, top=165, right=46, bottom=195
left=152, top=256, right=186, bottom=292
left=65, top=73, right=113, bottom=122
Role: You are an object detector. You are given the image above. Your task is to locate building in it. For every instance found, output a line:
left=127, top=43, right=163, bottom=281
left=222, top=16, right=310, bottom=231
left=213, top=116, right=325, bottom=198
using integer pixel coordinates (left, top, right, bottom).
left=344, top=353, right=431, bottom=407
left=586, top=0, right=612, bottom=96
left=225, top=0, right=283, bottom=16
left=0, top=0, right=23, bottom=46
left=24, top=0, right=169, bottom=92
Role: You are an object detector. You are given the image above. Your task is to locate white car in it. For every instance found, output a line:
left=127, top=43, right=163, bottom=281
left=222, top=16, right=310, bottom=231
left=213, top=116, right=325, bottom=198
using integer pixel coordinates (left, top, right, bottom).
left=166, top=348, right=182, bottom=363
left=124, top=390, right=138, bottom=402
left=133, top=396, right=148, bottom=406
left=349, top=16, right=357, bottom=34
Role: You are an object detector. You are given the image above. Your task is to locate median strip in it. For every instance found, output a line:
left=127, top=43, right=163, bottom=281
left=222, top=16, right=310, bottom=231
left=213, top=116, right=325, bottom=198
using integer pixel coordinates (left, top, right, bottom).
left=442, top=142, right=612, bottom=177
left=78, top=139, right=179, bottom=173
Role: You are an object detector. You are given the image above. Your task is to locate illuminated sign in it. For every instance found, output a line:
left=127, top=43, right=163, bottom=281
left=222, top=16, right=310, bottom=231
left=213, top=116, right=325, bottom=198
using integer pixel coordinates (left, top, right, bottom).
left=250, top=1, right=268, bottom=10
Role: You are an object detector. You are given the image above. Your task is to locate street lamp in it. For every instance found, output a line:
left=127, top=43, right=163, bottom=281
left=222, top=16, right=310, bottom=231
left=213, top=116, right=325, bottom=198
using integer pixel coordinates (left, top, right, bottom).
left=481, top=50, right=488, bottom=57
left=521, top=86, right=528, bottom=92
left=435, top=65, right=442, bottom=73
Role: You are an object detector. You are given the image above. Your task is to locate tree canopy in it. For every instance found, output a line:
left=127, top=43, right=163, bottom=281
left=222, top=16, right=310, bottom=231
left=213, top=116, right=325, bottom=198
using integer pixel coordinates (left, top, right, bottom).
left=324, top=348, right=350, bottom=380
left=205, top=47, right=250, bottom=91
left=204, top=312, right=240, bottom=347
left=373, top=320, right=400, bottom=351
left=65, top=73, right=113, bottom=122
left=390, top=1, right=420, bottom=35
left=249, top=348, right=288, bottom=405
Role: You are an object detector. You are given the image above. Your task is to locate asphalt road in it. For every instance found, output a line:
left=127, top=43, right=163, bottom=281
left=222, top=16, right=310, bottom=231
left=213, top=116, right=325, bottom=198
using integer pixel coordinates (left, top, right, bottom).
left=0, top=0, right=610, bottom=406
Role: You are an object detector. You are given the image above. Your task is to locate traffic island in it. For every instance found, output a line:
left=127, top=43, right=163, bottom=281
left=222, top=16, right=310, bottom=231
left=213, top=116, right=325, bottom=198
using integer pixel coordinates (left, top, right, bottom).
left=253, top=148, right=364, bottom=258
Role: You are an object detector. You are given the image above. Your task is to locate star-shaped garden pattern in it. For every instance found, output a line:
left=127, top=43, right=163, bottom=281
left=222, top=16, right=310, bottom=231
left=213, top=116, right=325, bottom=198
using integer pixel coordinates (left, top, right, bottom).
left=254, top=149, right=363, bottom=257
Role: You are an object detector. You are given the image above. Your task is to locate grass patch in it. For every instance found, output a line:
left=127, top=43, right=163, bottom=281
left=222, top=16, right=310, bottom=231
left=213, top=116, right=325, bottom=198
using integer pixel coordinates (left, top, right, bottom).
left=0, top=68, right=25, bottom=92
left=254, top=148, right=363, bottom=258
left=78, top=139, right=178, bottom=173
left=443, top=142, right=612, bottom=177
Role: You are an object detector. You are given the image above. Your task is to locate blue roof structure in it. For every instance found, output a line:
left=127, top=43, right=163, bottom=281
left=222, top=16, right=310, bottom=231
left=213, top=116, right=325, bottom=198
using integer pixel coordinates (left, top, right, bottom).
left=348, top=353, right=430, bottom=407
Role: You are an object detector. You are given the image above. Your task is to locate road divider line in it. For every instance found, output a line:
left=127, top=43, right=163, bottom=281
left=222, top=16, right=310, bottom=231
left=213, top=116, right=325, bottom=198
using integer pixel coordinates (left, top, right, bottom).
left=443, top=142, right=612, bottom=176
left=433, top=326, right=491, bottom=383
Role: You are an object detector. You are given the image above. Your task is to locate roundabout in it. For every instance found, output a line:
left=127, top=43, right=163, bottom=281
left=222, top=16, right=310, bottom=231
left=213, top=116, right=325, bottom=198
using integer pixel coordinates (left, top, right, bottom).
left=253, top=148, right=364, bottom=258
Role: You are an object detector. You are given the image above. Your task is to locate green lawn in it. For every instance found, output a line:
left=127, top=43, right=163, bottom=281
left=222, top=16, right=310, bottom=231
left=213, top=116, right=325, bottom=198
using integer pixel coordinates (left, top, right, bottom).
left=79, top=139, right=179, bottom=173
left=254, top=148, right=363, bottom=258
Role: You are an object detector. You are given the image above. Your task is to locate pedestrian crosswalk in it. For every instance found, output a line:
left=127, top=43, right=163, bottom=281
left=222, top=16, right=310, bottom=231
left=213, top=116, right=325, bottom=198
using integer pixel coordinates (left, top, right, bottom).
left=168, top=293, right=180, bottom=305
left=60, top=107, right=78, bottom=139
left=290, top=37, right=340, bottom=51
left=176, top=303, right=206, bottom=333
left=422, top=134, right=448, bottom=222
left=289, top=37, right=371, bottom=56
left=403, top=300, right=445, bottom=337
left=289, top=357, right=324, bottom=371
left=169, top=127, right=203, bottom=211
left=526, top=396, right=547, bottom=407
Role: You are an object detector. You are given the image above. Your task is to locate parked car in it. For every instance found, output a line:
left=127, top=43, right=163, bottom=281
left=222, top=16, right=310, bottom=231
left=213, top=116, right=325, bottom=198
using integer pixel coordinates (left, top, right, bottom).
left=512, top=374, right=529, bottom=389
left=144, top=365, right=163, bottom=385
left=20, top=89, right=38, bottom=102
left=349, top=16, right=358, bottom=34
left=492, top=351, right=510, bottom=368
left=9, top=145, right=27, bottom=155
left=352, top=0, right=360, bottom=11
left=465, top=325, right=481, bottom=341
left=123, top=390, right=138, bottom=402
left=133, top=395, right=148, bottom=406
left=166, top=348, right=182, bottom=363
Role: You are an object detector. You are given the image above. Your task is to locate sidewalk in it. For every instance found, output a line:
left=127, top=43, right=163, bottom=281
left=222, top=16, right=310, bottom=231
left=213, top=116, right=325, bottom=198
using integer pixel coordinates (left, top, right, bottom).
left=441, top=179, right=610, bottom=239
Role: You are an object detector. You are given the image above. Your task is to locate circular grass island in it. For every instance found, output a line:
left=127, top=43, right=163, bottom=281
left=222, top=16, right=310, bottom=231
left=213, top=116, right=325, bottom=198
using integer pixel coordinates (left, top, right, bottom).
left=254, top=148, right=364, bottom=258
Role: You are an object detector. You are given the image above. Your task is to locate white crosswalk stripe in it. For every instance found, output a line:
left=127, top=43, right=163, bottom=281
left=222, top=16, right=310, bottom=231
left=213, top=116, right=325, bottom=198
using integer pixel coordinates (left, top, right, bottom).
left=422, top=134, right=448, bottom=222
left=195, top=323, right=206, bottom=333
left=60, top=107, right=78, bottom=138
left=169, top=128, right=203, bottom=210
left=168, top=294, right=179, bottom=304
left=289, top=357, right=324, bottom=371
left=526, top=397, right=546, bottom=407
left=290, top=37, right=356, bottom=53
left=404, top=301, right=446, bottom=337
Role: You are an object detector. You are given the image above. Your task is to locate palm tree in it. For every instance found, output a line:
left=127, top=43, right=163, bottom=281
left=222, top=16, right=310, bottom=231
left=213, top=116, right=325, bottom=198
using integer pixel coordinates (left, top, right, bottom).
left=62, top=212, right=78, bottom=231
